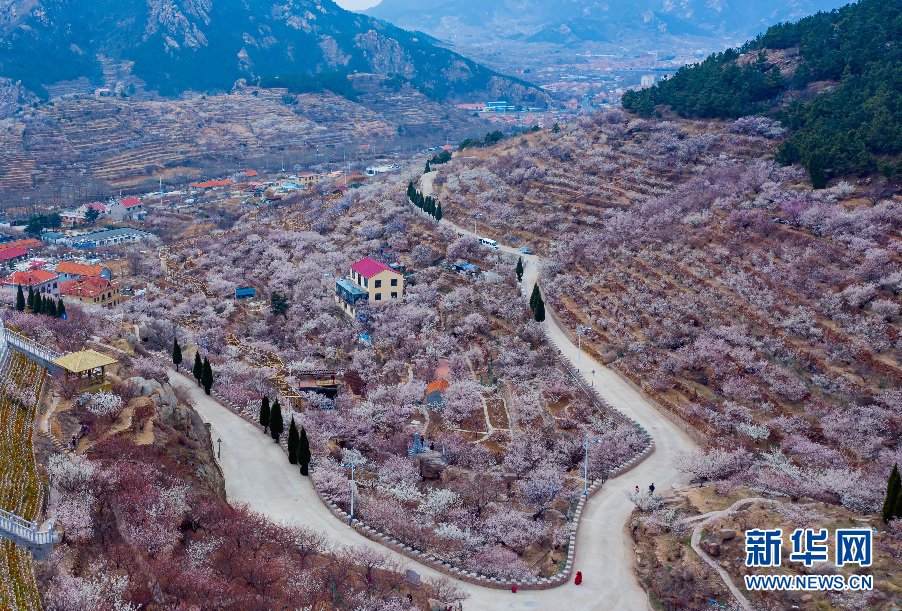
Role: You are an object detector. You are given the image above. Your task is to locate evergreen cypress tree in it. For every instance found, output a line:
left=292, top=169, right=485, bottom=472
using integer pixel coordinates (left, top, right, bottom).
left=884, top=464, right=901, bottom=522
left=15, top=285, right=24, bottom=312
left=48, top=298, right=57, bottom=318
left=530, top=284, right=541, bottom=311
left=533, top=292, right=546, bottom=322
left=259, top=396, right=270, bottom=433
left=516, top=257, right=524, bottom=282
left=807, top=156, right=827, bottom=189
left=425, top=161, right=431, bottom=173
left=287, top=417, right=299, bottom=464
left=172, top=338, right=183, bottom=371
left=894, top=485, right=902, bottom=521
left=435, top=203, right=442, bottom=221
left=269, top=399, right=284, bottom=441
left=35, top=293, right=43, bottom=315
left=299, top=426, right=312, bottom=476
left=57, top=298, right=65, bottom=318
left=193, top=352, right=203, bottom=384
left=201, top=357, right=213, bottom=395
left=26, top=286, right=34, bottom=312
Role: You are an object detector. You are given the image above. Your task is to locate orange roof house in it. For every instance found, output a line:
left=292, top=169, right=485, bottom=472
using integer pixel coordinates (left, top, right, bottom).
left=3, top=269, right=61, bottom=298
left=55, top=261, right=111, bottom=282
left=425, top=379, right=449, bottom=406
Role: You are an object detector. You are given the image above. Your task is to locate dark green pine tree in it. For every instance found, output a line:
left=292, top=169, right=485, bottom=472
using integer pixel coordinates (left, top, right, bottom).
left=201, top=357, right=213, bottom=395
left=26, top=286, right=34, bottom=312
left=516, top=257, right=524, bottom=282
left=407, top=181, right=415, bottom=200
left=425, top=161, right=431, bottom=173
left=435, top=203, right=442, bottom=221
left=530, top=284, right=541, bottom=312
left=533, top=290, right=546, bottom=322
left=48, top=298, right=57, bottom=318
left=807, top=156, right=827, bottom=189
left=172, top=338, right=183, bottom=371
left=193, top=352, right=203, bottom=384
left=287, top=417, right=299, bottom=464
left=57, top=298, right=65, bottom=318
left=299, top=426, right=312, bottom=476
left=35, top=293, right=43, bottom=315
left=15, top=285, right=24, bottom=312
left=884, top=464, right=901, bottom=522
left=259, top=396, right=270, bottom=433
left=269, top=398, right=284, bottom=441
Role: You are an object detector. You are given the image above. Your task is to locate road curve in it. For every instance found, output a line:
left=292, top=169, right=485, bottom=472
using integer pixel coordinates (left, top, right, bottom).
left=170, top=172, right=699, bottom=610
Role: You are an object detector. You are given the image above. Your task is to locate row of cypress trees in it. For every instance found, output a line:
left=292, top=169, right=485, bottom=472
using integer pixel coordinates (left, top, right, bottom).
left=15, top=284, right=66, bottom=318
left=181, top=346, right=213, bottom=395
left=259, top=396, right=312, bottom=475
left=406, top=182, right=442, bottom=220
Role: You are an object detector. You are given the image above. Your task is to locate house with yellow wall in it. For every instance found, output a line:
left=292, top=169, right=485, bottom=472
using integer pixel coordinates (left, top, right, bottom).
left=335, top=257, right=404, bottom=317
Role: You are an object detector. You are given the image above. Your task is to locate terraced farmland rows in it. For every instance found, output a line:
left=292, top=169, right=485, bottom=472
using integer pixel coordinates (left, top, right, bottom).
left=0, top=350, right=47, bottom=610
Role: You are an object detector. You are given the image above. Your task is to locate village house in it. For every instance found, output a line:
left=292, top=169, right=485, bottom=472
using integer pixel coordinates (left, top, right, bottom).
left=334, top=257, right=405, bottom=317
left=0, top=247, right=30, bottom=266
left=104, top=197, right=145, bottom=221
left=76, top=201, right=107, bottom=216
left=425, top=379, right=449, bottom=407
left=54, top=261, right=112, bottom=282
left=60, top=276, right=121, bottom=308
left=68, top=228, right=155, bottom=248
left=59, top=211, right=88, bottom=227
left=3, top=269, right=60, bottom=298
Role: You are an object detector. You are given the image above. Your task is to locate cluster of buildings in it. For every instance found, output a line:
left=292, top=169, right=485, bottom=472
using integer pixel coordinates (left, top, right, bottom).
left=3, top=260, right=121, bottom=308
left=59, top=197, right=146, bottom=227
left=41, top=227, right=155, bottom=248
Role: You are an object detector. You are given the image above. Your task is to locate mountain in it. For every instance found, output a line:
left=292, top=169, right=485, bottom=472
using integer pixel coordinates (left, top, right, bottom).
left=0, top=0, right=546, bottom=104
left=623, top=0, right=902, bottom=180
left=366, top=0, right=844, bottom=48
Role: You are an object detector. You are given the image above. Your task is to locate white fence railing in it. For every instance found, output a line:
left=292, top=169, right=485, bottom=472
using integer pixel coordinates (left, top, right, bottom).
left=0, top=321, right=62, bottom=364
left=0, top=509, right=57, bottom=546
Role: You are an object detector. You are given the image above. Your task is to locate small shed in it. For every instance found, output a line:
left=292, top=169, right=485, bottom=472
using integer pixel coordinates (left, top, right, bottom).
left=425, top=379, right=449, bottom=407
left=52, top=350, right=118, bottom=390
left=235, top=287, right=256, bottom=299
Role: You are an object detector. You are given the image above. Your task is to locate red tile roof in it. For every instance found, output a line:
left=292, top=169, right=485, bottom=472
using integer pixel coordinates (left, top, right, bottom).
left=245, top=170, right=259, bottom=177
left=0, top=247, right=28, bottom=261
left=61, top=276, right=118, bottom=298
left=425, top=379, right=450, bottom=395
left=84, top=202, right=106, bottom=211
left=4, top=269, right=58, bottom=285
left=351, top=257, right=396, bottom=279
left=120, top=197, right=142, bottom=208
left=55, top=261, right=107, bottom=277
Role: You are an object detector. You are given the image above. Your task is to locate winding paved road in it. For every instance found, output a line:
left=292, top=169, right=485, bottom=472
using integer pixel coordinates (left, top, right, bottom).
left=171, top=172, right=699, bottom=609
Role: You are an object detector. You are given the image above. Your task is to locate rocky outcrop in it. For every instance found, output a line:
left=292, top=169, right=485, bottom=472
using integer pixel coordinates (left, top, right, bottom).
left=128, top=376, right=226, bottom=500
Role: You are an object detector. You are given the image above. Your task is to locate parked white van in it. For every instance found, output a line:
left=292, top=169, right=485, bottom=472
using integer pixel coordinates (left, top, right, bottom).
left=478, top=237, right=499, bottom=249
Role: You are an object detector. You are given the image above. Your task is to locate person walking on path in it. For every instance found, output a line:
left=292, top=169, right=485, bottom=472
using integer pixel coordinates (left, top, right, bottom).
left=575, top=571, right=583, bottom=585
left=635, top=485, right=640, bottom=495
left=649, top=483, right=655, bottom=494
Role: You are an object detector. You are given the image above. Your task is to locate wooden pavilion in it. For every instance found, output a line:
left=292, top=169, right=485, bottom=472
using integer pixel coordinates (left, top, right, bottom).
left=51, top=350, right=118, bottom=390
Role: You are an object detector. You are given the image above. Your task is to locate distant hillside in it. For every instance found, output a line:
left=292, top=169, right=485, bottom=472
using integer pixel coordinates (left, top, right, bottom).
left=367, top=0, right=843, bottom=47
left=0, top=0, right=546, bottom=104
left=623, top=0, right=902, bottom=180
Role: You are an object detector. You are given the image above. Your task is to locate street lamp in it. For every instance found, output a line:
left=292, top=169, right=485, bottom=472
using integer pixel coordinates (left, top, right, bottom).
left=576, top=326, right=591, bottom=373
left=217, top=438, right=221, bottom=459
left=591, top=369, right=595, bottom=387
left=341, top=460, right=358, bottom=524
left=474, top=213, right=482, bottom=239
left=584, top=432, right=603, bottom=496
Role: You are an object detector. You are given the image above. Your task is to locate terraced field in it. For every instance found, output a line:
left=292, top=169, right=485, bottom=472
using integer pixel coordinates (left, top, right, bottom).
left=0, top=350, right=46, bottom=611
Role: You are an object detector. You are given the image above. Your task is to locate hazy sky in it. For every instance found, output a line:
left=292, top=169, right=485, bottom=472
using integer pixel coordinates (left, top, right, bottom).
left=334, top=0, right=382, bottom=10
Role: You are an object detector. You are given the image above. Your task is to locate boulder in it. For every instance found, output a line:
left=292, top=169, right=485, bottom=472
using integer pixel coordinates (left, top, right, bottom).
left=720, top=529, right=736, bottom=541
left=405, top=569, right=421, bottom=588
left=418, top=452, right=446, bottom=480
